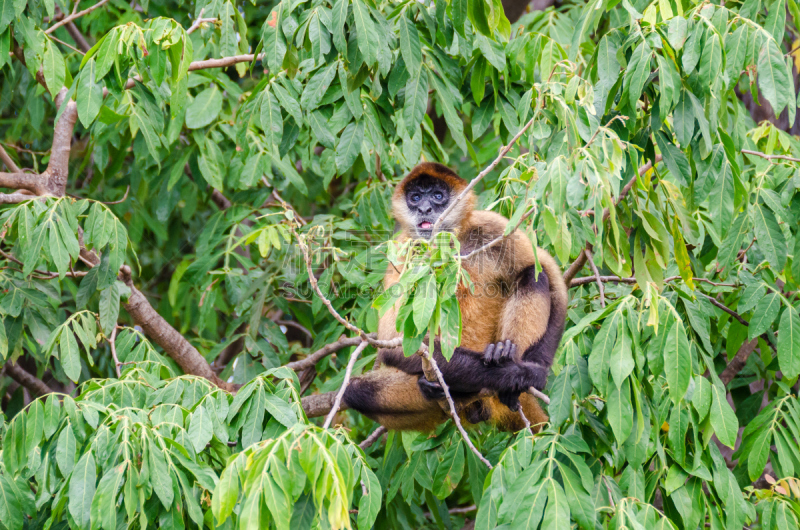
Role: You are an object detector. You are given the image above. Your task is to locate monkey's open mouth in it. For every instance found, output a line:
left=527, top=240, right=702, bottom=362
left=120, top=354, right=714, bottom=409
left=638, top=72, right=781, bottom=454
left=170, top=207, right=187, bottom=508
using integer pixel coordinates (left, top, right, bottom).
left=419, top=221, right=432, bottom=229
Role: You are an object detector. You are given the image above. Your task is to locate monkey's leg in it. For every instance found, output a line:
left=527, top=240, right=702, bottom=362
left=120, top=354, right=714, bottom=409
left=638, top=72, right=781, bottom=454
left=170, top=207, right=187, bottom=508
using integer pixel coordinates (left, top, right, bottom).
left=342, top=367, right=448, bottom=431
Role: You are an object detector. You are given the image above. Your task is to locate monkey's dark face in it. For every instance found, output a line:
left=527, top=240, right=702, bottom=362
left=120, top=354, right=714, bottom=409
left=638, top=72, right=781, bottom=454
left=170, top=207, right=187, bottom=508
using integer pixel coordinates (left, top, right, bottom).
left=405, top=176, right=451, bottom=238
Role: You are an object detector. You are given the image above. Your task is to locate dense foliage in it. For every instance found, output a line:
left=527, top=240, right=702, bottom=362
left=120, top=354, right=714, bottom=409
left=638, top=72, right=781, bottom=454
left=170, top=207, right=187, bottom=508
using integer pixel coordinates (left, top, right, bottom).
left=1, top=0, right=800, bottom=528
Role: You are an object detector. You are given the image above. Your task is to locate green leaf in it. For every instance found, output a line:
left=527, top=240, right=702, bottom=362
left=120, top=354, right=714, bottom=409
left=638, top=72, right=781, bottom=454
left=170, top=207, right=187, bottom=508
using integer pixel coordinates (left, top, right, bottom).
left=403, top=66, right=429, bottom=137
left=752, top=203, right=787, bottom=271
left=56, top=422, right=77, bottom=475
left=352, top=0, right=377, bottom=65
left=747, top=428, right=772, bottom=481
left=358, top=467, right=381, bottom=529
left=748, top=291, right=781, bottom=340
left=25, top=399, right=43, bottom=454
left=548, top=367, right=573, bottom=427
left=331, top=0, right=349, bottom=54
left=90, top=462, right=126, bottom=530
left=213, top=459, right=240, bottom=524
left=260, top=88, right=283, bottom=148
left=43, top=39, right=66, bottom=98
left=765, top=0, right=787, bottom=53
left=673, top=90, right=694, bottom=146
left=717, top=213, right=748, bottom=275
left=708, top=158, right=734, bottom=240
left=663, top=318, right=691, bottom=404
left=61, top=329, right=82, bottom=382
left=608, top=378, right=633, bottom=443
left=710, top=384, right=738, bottom=448
left=300, top=63, right=337, bottom=111
left=588, top=311, right=618, bottom=392
left=398, top=16, right=422, bottom=76
left=77, top=58, right=103, bottom=128
left=625, top=40, right=651, bottom=110
left=335, top=120, right=365, bottom=173
left=541, top=479, right=570, bottom=529
left=185, top=86, right=222, bottom=129
left=558, top=463, right=595, bottom=530
left=697, top=33, right=722, bottom=85
left=757, top=37, right=793, bottom=118
left=68, top=451, right=96, bottom=530
left=98, top=282, right=120, bottom=336
left=0, top=474, right=23, bottom=530
left=148, top=436, right=174, bottom=508
left=188, top=404, right=214, bottom=453
left=609, top=322, right=634, bottom=388
left=433, top=440, right=465, bottom=499
left=778, top=309, right=800, bottom=379
left=263, top=393, right=297, bottom=427
left=692, top=375, right=711, bottom=421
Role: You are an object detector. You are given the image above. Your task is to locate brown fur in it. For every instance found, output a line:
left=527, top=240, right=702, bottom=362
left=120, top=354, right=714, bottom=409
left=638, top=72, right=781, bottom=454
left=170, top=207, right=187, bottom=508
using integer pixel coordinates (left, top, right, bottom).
left=345, top=164, right=568, bottom=432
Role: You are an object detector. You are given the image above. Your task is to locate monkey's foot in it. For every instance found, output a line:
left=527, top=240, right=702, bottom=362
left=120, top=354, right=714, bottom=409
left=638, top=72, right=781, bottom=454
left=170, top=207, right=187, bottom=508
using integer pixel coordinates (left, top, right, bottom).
left=418, top=377, right=445, bottom=401
left=498, top=391, right=521, bottom=411
left=482, top=340, right=518, bottom=366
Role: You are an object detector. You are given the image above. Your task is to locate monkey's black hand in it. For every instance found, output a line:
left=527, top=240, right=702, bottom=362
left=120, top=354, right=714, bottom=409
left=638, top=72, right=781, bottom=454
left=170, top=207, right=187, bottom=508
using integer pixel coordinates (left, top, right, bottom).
left=482, top=340, right=518, bottom=366
left=417, top=377, right=445, bottom=401
left=498, top=391, right=521, bottom=412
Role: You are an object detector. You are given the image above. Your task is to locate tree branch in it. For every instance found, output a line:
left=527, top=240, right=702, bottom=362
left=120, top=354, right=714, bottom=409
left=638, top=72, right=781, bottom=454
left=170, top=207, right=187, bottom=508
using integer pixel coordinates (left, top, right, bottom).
left=323, top=340, right=369, bottom=428
left=45, top=0, right=109, bottom=35
left=0, top=145, right=20, bottom=173
left=423, top=349, right=493, bottom=469
left=719, top=338, right=759, bottom=385
left=432, top=113, right=538, bottom=234
left=742, top=149, right=800, bottom=164
left=0, top=192, right=34, bottom=204
left=118, top=266, right=238, bottom=392
left=287, top=335, right=373, bottom=372
left=584, top=249, right=605, bottom=307
left=359, top=426, right=387, bottom=449
left=0, top=171, right=45, bottom=194
left=4, top=363, right=54, bottom=397
left=302, top=391, right=339, bottom=418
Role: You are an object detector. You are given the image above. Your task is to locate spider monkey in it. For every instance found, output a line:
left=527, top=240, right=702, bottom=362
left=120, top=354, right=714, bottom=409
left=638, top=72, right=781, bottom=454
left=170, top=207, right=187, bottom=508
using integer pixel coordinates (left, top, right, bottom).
left=343, top=163, right=568, bottom=432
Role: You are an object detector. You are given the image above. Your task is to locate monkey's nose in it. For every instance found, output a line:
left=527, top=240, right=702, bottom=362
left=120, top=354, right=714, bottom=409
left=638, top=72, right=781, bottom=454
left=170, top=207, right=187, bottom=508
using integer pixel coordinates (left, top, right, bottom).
left=419, top=204, right=432, bottom=215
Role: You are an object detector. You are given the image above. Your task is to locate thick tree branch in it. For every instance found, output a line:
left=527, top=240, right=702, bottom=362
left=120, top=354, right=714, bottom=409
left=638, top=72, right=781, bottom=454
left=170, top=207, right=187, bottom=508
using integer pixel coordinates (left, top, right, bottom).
left=4, top=363, right=54, bottom=397
left=0, top=172, right=45, bottom=194
left=0, top=192, right=34, bottom=204
left=720, top=338, right=759, bottom=385
left=118, top=266, right=238, bottom=392
left=302, top=391, right=339, bottom=418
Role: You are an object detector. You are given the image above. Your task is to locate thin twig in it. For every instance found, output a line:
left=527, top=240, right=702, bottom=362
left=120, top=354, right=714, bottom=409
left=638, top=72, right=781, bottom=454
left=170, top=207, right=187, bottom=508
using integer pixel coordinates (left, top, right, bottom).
left=291, top=225, right=400, bottom=349
left=109, top=326, right=121, bottom=377
left=528, top=387, right=550, bottom=405
left=323, top=340, right=369, bottom=428
left=461, top=207, right=536, bottom=260
left=46, top=0, right=109, bottom=34
left=48, top=34, right=85, bottom=55
left=742, top=149, right=800, bottom=164
left=432, top=114, right=539, bottom=234
left=585, top=249, right=604, bottom=307
left=101, top=185, right=130, bottom=205
left=518, top=408, right=531, bottom=430
left=359, top=426, right=387, bottom=449
left=287, top=335, right=374, bottom=371
left=423, top=349, right=493, bottom=469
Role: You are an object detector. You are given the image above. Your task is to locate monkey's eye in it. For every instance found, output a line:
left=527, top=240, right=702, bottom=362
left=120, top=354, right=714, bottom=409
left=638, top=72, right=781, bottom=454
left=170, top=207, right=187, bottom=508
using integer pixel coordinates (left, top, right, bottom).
left=434, top=192, right=443, bottom=200
left=411, top=194, right=421, bottom=202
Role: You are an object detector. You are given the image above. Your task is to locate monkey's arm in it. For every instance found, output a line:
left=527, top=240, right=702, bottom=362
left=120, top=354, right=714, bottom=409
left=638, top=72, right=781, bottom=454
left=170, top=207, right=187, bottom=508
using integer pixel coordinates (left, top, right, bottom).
left=379, top=344, right=541, bottom=396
